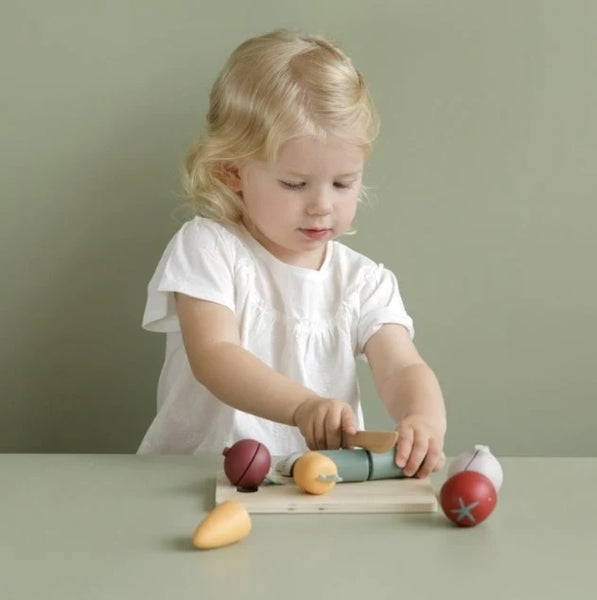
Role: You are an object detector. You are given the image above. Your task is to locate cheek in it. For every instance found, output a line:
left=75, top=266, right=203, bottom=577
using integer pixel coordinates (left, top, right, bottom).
left=242, top=183, right=274, bottom=218
left=247, top=194, right=294, bottom=231
left=339, top=195, right=359, bottom=222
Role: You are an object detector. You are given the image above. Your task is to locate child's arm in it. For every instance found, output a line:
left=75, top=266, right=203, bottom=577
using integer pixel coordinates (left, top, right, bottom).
left=175, top=292, right=357, bottom=449
left=365, top=324, right=447, bottom=478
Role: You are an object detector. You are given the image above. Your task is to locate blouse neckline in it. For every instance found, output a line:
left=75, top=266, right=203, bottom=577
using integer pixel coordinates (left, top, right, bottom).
left=234, top=222, right=334, bottom=280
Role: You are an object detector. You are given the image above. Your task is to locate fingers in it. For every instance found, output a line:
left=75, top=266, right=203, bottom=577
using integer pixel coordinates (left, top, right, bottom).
left=308, top=403, right=331, bottom=449
left=298, top=399, right=356, bottom=450
left=320, top=403, right=354, bottom=450
left=324, top=410, right=342, bottom=449
left=311, top=408, right=334, bottom=450
left=340, top=405, right=357, bottom=436
left=413, top=439, right=444, bottom=478
left=403, top=431, right=428, bottom=477
left=395, top=425, right=445, bottom=478
left=395, top=427, right=413, bottom=469
left=307, top=417, right=319, bottom=450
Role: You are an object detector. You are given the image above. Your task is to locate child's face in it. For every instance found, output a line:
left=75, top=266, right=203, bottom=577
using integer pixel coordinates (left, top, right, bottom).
left=232, top=136, right=365, bottom=269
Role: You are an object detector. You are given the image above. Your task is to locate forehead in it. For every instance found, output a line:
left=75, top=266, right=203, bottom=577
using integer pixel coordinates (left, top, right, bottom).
left=274, top=136, right=365, bottom=175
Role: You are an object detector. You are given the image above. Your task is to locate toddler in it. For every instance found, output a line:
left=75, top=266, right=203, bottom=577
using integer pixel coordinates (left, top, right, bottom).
left=139, top=30, right=446, bottom=478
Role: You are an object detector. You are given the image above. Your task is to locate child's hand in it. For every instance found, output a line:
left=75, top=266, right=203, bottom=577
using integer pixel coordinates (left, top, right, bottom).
left=293, top=397, right=358, bottom=450
left=395, top=414, right=446, bottom=478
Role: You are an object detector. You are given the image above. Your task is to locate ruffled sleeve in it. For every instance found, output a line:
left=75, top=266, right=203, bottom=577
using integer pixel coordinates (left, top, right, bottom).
left=142, top=218, right=236, bottom=333
left=356, top=264, right=414, bottom=354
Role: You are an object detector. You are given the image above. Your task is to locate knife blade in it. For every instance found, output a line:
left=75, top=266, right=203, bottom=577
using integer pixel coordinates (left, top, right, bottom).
left=342, top=430, right=398, bottom=453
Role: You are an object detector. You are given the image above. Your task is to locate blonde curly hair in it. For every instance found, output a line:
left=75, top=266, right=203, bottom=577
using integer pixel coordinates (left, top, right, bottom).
left=182, top=29, right=379, bottom=223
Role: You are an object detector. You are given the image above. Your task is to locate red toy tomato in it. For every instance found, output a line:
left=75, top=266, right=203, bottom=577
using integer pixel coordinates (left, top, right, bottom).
left=222, top=439, right=271, bottom=490
left=440, top=471, right=497, bottom=527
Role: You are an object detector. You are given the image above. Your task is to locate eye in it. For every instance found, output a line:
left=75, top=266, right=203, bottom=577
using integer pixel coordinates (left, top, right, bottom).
left=279, top=180, right=306, bottom=190
left=334, top=181, right=355, bottom=190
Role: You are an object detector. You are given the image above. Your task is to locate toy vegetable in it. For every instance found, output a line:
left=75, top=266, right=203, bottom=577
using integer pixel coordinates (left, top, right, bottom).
left=448, top=444, right=503, bottom=491
left=222, top=439, right=271, bottom=490
left=192, top=500, right=252, bottom=549
left=293, top=452, right=342, bottom=495
left=439, top=471, right=497, bottom=527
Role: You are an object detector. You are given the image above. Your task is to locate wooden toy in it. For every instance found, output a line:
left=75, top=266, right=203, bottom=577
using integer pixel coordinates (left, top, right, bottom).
left=439, top=471, right=497, bottom=527
left=214, top=439, right=436, bottom=514
left=343, top=430, right=398, bottom=453
left=448, top=444, right=503, bottom=491
left=215, top=472, right=437, bottom=513
left=192, top=500, right=252, bottom=549
left=222, top=439, right=271, bottom=491
left=292, top=452, right=341, bottom=495
left=279, top=447, right=405, bottom=482
left=216, top=446, right=434, bottom=514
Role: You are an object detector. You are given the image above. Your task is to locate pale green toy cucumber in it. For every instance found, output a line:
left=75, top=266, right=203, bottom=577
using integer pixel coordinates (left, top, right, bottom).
left=318, top=448, right=406, bottom=482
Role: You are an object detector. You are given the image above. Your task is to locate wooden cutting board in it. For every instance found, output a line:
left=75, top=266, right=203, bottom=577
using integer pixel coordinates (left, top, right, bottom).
left=215, top=472, right=438, bottom=514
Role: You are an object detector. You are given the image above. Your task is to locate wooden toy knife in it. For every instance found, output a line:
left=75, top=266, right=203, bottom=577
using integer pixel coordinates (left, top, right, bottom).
left=342, top=430, right=398, bottom=453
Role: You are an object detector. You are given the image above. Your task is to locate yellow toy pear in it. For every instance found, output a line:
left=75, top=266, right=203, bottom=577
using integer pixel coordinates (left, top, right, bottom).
left=192, top=500, right=251, bottom=549
left=293, top=451, right=341, bottom=495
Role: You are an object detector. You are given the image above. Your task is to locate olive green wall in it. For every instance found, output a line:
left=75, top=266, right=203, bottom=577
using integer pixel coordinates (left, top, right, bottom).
left=2, top=1, right=596, bottom=454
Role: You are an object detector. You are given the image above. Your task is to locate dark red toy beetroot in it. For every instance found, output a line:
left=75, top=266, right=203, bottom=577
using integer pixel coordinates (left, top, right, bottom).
left=222, top=439, right=271, bottom=490
left=440, top=470, right=497, bottom=527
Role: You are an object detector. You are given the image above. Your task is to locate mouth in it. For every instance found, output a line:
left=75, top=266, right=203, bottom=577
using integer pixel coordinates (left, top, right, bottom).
left=299, top=228, right=332, bottom=240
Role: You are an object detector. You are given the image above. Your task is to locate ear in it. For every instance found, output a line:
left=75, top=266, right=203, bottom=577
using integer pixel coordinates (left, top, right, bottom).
left=219, top=161, right=243, bottom=192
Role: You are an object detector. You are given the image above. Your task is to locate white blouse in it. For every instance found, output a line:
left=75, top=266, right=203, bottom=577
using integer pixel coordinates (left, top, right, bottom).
left=139, top=217, right=414, bottom=456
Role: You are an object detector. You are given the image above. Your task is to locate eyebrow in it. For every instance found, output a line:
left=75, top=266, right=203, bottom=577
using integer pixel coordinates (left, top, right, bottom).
left=284, top=170, right=362, bottom=178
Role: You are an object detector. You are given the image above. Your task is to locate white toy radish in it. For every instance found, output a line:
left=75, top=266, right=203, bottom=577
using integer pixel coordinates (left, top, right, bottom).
left=447, top=444, right=503, bottom=492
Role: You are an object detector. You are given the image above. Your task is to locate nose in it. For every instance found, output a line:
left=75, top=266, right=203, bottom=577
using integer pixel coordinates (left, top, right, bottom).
left=305, top=188, right=332, bottom=216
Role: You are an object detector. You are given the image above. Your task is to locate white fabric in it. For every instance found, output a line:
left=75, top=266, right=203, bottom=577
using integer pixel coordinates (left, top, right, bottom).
left=138, top=216, right=414, bottom=456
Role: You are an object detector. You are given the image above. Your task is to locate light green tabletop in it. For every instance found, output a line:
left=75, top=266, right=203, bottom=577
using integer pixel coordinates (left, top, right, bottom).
left=1, top=455, right=594, bottom=599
